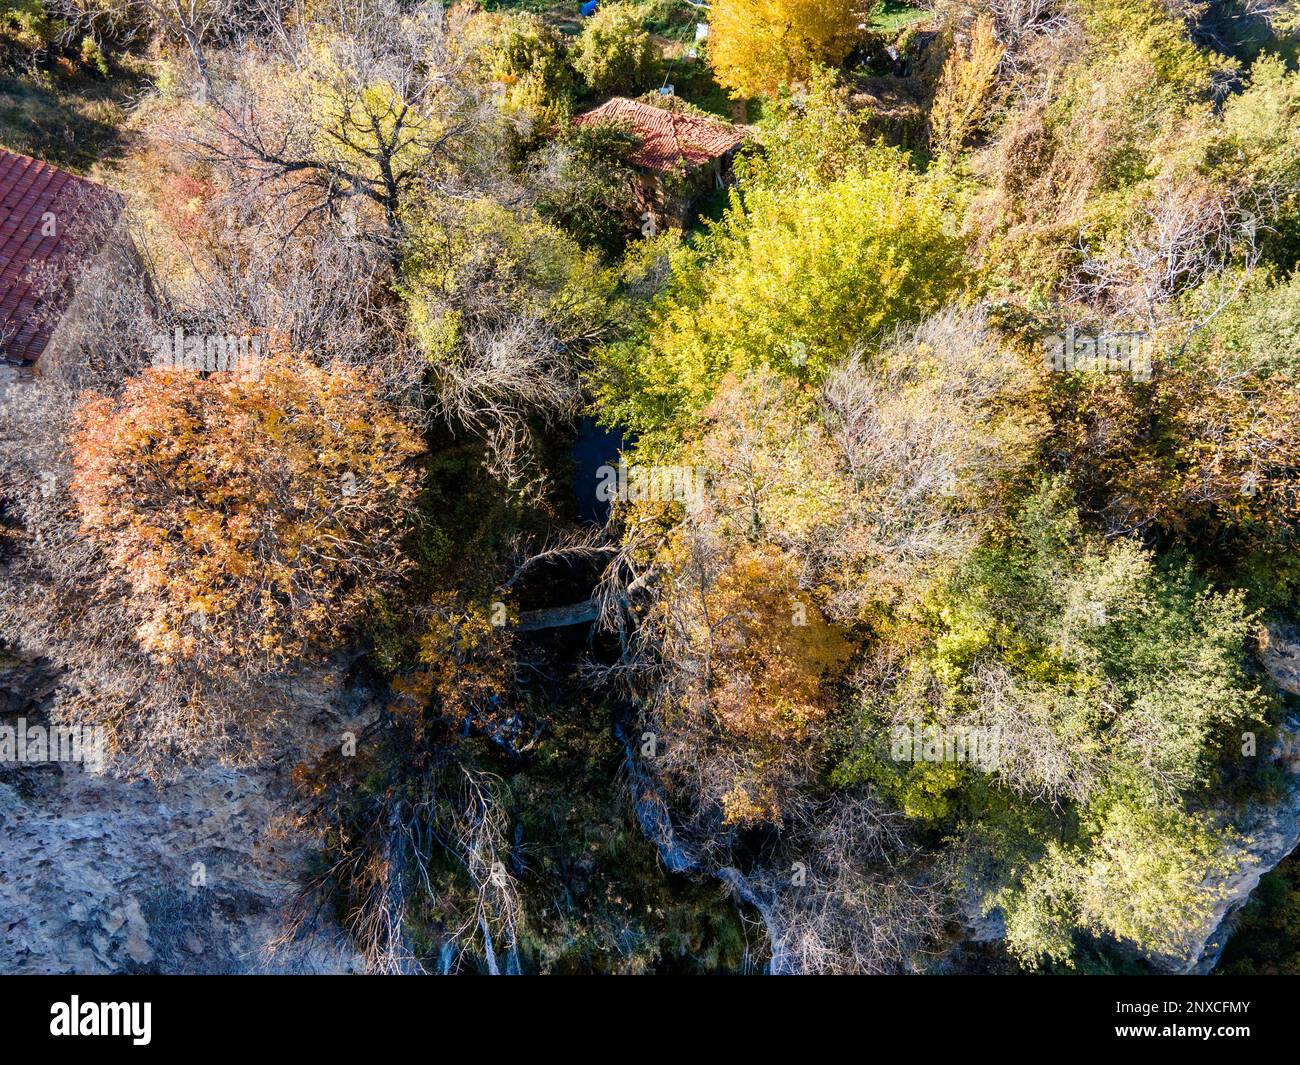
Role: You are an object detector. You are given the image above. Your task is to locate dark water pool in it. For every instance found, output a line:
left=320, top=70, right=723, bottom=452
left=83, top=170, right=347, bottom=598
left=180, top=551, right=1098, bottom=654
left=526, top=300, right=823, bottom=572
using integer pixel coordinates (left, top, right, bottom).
left=570, top=416, right=626, bottom=525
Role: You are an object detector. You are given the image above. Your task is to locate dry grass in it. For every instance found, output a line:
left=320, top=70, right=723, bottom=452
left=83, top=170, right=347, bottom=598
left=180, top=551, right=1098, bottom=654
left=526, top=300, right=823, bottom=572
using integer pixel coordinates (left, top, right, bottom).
left=0, top=56, right=149, bottom=174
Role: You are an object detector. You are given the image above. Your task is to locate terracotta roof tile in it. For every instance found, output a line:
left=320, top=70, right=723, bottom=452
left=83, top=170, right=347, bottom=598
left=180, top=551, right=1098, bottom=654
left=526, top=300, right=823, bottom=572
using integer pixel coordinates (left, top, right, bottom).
left=0, top=148, right=123, bottom=365
left=572, top=97, right=745, bottom=174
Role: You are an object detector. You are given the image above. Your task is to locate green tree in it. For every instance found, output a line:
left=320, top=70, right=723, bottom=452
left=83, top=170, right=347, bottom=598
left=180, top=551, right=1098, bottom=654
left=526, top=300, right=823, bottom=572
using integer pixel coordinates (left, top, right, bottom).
left=571, top=2, right=657, bottom=96
left=734, top=68, right=876, bottom=193
left=534, top=120, right=641, bottom=257
left=1002, top=803, right=1244, bottom=967
left=470, top=10, right=575, bottom=136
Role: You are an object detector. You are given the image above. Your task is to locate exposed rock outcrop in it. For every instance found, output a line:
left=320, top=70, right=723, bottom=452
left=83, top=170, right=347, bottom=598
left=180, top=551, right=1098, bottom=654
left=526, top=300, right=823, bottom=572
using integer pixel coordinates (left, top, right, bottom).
left=0, top=653, right=369, bottom=974
left=1154, top=626, right=1300, bottom=974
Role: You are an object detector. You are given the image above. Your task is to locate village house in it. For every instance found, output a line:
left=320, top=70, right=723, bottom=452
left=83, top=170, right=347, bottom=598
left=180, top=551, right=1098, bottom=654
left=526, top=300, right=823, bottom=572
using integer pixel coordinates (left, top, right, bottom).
left=0, top=148, right=128, bottom=387
left=572, top=96, right=747, bottom=231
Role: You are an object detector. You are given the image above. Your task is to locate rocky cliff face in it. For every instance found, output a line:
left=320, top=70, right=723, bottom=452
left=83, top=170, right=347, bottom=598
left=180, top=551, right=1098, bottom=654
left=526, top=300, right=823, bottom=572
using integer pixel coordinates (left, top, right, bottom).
left=943, top=626, right=1300, bottom=975
left=6, top=626, right=1298, bottom=975
left=0, top=654, right=366, bottom=974
left=1154, top=626, right=1300, bottom=974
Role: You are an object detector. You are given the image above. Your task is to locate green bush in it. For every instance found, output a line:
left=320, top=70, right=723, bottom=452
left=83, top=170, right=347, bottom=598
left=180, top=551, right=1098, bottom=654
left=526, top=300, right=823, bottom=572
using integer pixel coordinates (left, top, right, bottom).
left=535, top=120, right=640, bottom=256
left=481, top=11, right=574, bottom=134
left=571, top=2, right=658, bottom=96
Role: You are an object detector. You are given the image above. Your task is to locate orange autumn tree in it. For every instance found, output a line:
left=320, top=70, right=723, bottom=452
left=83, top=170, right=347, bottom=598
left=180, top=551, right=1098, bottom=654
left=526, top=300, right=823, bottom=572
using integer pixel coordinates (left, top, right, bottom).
left=651, top=539, right=852, bottom=825
left=389, top=592, right=519, bottom=735
left=704, top=545, right=850, bottom=745
left=71, top=352, right=424, bottom=670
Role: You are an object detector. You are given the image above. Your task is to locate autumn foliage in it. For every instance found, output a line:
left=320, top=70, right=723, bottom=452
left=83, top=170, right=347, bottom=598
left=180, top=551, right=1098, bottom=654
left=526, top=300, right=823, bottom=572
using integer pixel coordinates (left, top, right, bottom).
left=70, top=353, right=424, bottom=669
left=928, top=17, right=1004, bottom=160
left=708, top=0, right=860, bottom=99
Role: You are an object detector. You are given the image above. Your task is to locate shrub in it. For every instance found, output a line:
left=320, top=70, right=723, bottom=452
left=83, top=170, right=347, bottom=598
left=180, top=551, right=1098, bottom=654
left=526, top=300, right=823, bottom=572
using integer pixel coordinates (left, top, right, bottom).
left=70, top=352, right=424, bottom=669
left=571, top=2, right=658, bottom=95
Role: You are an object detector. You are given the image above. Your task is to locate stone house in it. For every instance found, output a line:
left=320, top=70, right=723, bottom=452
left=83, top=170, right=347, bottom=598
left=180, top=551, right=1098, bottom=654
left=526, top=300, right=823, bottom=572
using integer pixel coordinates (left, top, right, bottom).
left=572, top=96, right=747, bottom=232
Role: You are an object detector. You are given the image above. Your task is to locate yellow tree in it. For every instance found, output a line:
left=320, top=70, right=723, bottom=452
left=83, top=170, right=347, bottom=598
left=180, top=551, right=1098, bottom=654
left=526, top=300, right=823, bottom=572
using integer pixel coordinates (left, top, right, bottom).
left=928, top=17, right=1004, bottom=160
left=607, top=157, right=968, bottom=438
left=708, top=0, right=861, bottom=99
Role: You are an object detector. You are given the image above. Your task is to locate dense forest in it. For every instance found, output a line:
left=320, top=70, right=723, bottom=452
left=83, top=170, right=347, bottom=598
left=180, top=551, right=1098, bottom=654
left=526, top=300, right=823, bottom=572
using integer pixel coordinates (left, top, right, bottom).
left=0, top=0, right=1298, bottom=975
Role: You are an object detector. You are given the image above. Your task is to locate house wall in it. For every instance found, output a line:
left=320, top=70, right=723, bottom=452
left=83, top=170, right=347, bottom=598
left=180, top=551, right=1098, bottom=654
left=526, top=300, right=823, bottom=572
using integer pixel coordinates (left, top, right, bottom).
left=633, top=156, right=734, bottom=233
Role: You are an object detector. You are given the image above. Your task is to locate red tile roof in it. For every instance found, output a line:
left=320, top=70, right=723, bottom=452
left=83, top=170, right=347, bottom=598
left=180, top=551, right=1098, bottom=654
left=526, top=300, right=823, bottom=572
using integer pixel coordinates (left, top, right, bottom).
left=0, top=149, right=123, bottom=365
left=572, top=97, right=745, bottom=174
